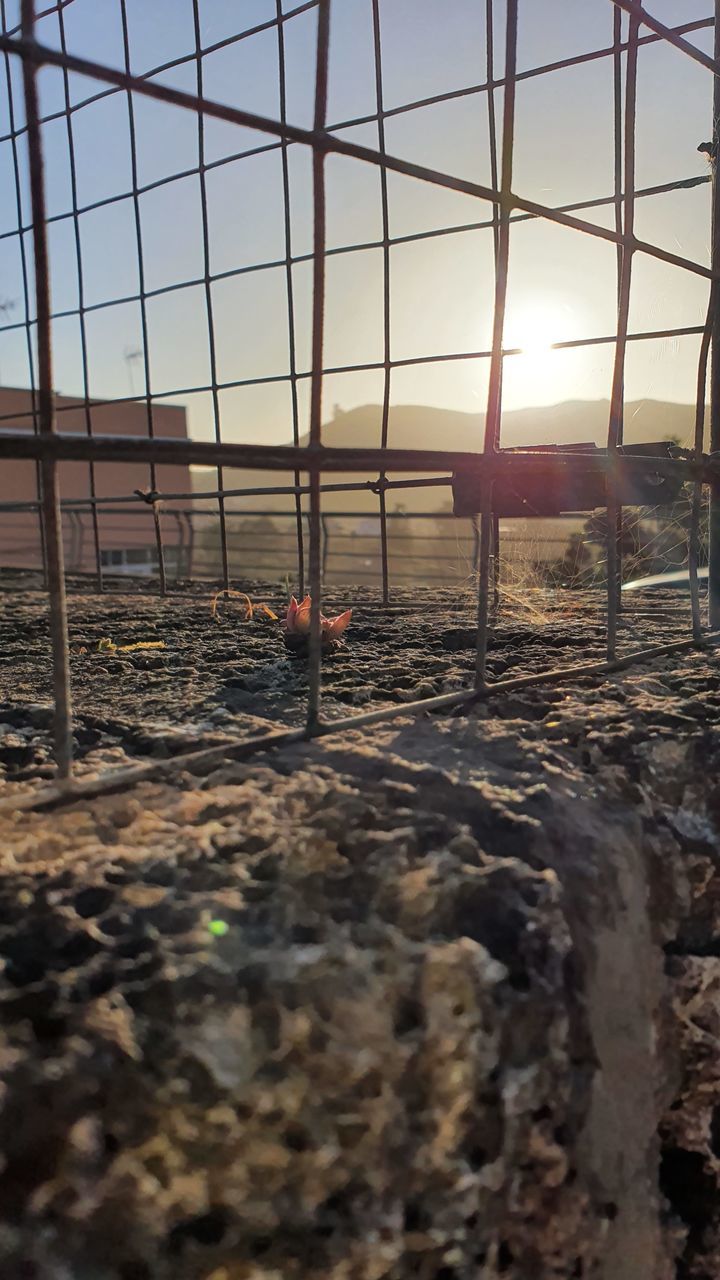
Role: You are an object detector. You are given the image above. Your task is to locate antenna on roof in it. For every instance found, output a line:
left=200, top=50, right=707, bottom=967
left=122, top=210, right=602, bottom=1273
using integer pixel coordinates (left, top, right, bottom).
left=123, top=346, right=142, bottom=396
left=0, top=298, right=17, bottom=387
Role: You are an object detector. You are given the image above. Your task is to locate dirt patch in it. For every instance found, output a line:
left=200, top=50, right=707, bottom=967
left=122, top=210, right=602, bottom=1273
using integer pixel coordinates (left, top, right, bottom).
left=0, top=582, right=698, bottom=785
left=0, top=584, right=719, bottom=1278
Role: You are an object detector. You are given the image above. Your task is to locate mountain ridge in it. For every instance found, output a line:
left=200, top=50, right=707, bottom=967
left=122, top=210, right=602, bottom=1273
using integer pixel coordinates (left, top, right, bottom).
left=302, top=398, right=703, bottom=452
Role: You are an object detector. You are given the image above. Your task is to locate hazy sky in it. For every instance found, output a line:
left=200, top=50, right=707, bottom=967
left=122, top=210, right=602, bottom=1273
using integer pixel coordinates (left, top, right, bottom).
left=0, top=0, right=715, bottom=449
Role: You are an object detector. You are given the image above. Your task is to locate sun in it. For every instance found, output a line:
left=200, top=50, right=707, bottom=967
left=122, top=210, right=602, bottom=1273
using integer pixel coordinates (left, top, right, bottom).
left=504, top=300, right=576, bottom=359
left=494, top=298, right=584, bottom=408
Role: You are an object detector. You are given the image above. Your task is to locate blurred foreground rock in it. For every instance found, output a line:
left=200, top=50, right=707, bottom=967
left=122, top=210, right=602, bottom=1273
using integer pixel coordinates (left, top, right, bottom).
left=1, top=592, right=720, bottom=1278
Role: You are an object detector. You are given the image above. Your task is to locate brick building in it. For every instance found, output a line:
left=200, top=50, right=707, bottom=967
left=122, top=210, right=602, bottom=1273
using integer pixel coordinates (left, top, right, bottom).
left=0, top=388, right=193, bottom=578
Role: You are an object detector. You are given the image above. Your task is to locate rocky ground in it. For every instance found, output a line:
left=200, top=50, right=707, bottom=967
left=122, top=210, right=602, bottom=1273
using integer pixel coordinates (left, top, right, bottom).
left=0, top=580, right=719, bottom=1279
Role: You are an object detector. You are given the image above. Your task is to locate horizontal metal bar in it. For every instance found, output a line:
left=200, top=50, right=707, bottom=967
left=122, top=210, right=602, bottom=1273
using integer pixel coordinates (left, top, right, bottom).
left=0, top=430, right=713, bottom=477
left=2, top=634, right=707, bottom=815
left=323, top=635, right=706, bottom=722
left=153, top=475, right=452, bottom=503
left=0, top=725, right=308, bottom=812
left=2, top=505, right=545, bottom=523
left=0, top=476, right=453, bottom=509
left=0, top=564, right=462, bottom=584
left=0, top=30, right=714, bottom=282
left=324, top=548, right=464, bottom=561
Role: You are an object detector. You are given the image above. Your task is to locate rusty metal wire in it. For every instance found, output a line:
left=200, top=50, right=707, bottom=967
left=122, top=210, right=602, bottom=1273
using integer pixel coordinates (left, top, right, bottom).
left=475, top=0, right=518, bottom=688
left=710, top=7, right=720, bottom=629
left=0, top=0, right=46, bottom=584
left=0, top=0, right=717, bottom=790
left=612, top=5, right=625, bottom=615
left=689, top=292, right=714, bottom=639
left=486, top=0, right=501, bottom=611
left=606, top=13, right=639, bottom=660
left=19, top=0, right=72, bottom=776
left=371, top=0, right=391, bottom=606
left=306, top=0, right=331, bottom=733
left=56, top=1, right=103, bottom=592
left=276, top=0, right=306, bottom=599
left=192, top=0, right=230, bottom=591
left=118, top=0, right=166, bottom=596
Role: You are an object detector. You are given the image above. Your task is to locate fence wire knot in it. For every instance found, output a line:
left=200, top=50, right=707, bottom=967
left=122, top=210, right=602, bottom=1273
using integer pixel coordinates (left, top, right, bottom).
left=134, top=487, right=161, bottom=506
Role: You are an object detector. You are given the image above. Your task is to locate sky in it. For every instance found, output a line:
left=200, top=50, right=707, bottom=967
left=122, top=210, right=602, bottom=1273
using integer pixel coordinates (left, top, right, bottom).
left=0, top=0, right=715, bottom=449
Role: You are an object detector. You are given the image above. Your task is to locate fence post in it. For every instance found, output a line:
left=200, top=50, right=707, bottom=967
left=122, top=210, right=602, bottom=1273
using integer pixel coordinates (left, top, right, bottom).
left=21, top=0, right=73, bottom=777
left=709, top=0, right=720, bottom=628
left=321, top=514, right=329, bottom=582
left=472, top=515, right=480, bottom=577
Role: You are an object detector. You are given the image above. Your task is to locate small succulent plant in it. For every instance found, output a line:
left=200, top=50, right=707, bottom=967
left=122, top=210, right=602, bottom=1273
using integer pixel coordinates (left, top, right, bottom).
left=282, top=595, right=352, bottom=654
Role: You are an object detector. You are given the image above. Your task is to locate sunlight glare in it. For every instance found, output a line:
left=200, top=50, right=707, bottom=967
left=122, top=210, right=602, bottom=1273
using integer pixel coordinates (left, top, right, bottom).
left=504, top=300, right=576, bottom=360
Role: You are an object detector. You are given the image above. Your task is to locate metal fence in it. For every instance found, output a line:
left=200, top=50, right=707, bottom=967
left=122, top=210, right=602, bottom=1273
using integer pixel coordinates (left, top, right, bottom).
left=0, top=503, right=593, bottom=584
left=0, top=0, right=719, bottom=792
left=2, top=500, right=697, bottom=588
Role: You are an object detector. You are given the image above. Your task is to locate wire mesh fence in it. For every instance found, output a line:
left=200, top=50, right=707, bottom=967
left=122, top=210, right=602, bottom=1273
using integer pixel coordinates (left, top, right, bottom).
left=0, top=0, right=718, bottom=792
left=0, top=502, right=703, bottom=590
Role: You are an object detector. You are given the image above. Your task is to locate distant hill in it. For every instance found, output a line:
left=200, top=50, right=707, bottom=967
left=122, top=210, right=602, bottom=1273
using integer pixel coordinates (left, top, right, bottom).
left=310, top=399, right=703, bottom=452
left=193, top=399, right=704, bottom=516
